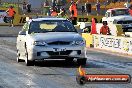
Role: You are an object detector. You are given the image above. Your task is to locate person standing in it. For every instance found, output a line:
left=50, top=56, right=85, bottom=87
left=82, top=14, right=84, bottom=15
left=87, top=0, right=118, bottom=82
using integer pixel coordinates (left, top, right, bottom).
left=51, top=7, right=58, bottom=17
left=26, top=3, right=31, bottom=13
left=129, top=5, right=132, bottom=16
left=85, top=0, right=91, bottom=16
left=6, top=6, right=16, bottom=27
left=22, top=2, right=27, bottom=14
left=43, top=0, right=50, bottom=15
left=124, top=1, right=131, bottom=8
left=95, top=1, right=100, bottom=16
left=100, top=21, right=110, bottom=35
left=56, top=0, right=62, bottom=13
left=81, top=6, right=85, bottom=15
left=69, top=0, right=80, bottom=25
left=52, top=0, right=56, bottom=8
left=57, top=8, right=68, bottom=18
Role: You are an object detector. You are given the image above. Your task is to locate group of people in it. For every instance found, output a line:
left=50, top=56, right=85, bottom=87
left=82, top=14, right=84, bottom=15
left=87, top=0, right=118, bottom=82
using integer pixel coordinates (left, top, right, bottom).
left=41, top=0, right=79, bottom=25
left=42, top=0, right=67, bottom=15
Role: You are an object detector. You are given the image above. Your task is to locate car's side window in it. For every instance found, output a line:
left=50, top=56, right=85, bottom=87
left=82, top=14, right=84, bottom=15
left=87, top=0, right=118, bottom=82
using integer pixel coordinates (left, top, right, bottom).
left=22, top=22, right=29, bottom=31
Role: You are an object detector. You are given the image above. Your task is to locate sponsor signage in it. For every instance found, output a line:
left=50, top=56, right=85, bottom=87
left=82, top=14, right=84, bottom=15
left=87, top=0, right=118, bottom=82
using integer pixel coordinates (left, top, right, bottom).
left=93, top=35, right=132, bottom=54
left=76, top=66, right=131, bottom=85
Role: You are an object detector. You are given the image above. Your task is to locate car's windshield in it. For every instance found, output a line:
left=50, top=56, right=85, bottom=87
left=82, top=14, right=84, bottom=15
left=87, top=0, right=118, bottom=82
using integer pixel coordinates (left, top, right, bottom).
left=111, top=9, right=130, bottom=16
left=28, top=20, right=77, bottom=34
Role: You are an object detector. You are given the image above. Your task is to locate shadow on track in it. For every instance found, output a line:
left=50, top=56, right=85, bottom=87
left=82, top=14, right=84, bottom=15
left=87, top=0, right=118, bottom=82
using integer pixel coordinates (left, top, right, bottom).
left=23, top=59, right=105, bottom=68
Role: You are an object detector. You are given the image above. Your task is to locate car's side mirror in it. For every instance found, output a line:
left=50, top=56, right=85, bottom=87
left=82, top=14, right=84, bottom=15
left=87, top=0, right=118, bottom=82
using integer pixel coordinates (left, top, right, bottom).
left=19, top=31, right=26, bottom=35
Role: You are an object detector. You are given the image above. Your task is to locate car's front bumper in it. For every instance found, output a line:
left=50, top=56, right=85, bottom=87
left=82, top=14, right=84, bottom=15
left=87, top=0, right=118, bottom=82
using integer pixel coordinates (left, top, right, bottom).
left=26, top=45, right=87, bottom=61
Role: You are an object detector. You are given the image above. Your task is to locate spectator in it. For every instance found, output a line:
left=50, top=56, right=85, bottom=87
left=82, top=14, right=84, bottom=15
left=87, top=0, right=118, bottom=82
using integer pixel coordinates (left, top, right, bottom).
left=6, top=6, right=16, bottom=27
left=124, top=1, right=131, bottom=8
left=22, top=2, right=27, bottom=13
left=26, top=3, right=31, bottom=13
left=129, top=5, right=132, bottom=16
left=85, top=0, right=91, bottom=16
left=57, top=8, right=68, bottom=18
left=100, top=21, right=110, bottom=35
left=47, top=7, right=52, bottom=16
left=95, top=1, right=100, bottom=16
left=81, top=6, right=85, bottom=15
left=52, top=0, right=56, bottom=8
left=43, top=0, right=50, bottom=15
left=69, top=0, right=80, bottom=25
left=56, top=0, right=62, bottom=13
left=106, top=0, right=110, bottom=5
left=104, top=0, right=110, bottom=10
left=51, top=7, right=58, bottom=17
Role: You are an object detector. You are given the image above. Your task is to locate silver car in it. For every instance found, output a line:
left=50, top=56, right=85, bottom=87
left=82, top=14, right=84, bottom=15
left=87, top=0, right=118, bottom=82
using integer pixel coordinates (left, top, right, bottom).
left=16, top=17, right=87, bottom=66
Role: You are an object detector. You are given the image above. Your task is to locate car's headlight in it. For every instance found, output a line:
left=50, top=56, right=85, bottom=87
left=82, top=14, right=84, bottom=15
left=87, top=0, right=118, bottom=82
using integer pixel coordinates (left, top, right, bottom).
left=71, top=40, right=85, bottom=45
left=34, top=41, right=47, bottom=46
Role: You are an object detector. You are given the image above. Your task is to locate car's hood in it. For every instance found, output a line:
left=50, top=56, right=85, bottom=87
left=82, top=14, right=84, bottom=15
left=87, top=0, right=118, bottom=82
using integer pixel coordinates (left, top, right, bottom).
left=28, top=32, right=83, bottom=42
left=111, top=15, right=132, bottom=21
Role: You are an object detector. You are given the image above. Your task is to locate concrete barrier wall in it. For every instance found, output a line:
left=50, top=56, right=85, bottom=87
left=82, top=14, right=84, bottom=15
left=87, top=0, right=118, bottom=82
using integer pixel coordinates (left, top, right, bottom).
left=82, top=33, right=93, bottom=47
left=93, top=34, right=132, bottom=55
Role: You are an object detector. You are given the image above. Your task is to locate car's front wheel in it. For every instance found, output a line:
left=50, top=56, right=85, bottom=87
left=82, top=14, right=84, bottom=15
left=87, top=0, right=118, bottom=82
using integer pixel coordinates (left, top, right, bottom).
left=77, top=58, right=87, bottom=65
left=17, top=50, right=23, bottom=62
left=65, top=58, right=74, bottom=62
left=25, top=52, right=34, bottom=66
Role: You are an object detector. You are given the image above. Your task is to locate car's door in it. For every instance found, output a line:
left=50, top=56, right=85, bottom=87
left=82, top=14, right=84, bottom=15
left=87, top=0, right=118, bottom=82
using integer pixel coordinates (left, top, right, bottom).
left=17, top=22, right=30, bottom=59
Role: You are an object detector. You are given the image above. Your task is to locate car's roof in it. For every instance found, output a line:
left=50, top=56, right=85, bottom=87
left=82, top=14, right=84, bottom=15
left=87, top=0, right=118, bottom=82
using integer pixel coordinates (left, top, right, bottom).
left=29, top=17, right=67, bottom=22
left=107, top=8, right=128, bottom=12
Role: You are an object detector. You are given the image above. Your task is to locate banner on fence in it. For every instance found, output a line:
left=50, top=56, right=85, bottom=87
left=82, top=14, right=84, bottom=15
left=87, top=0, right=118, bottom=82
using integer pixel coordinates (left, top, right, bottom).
left=94, top=35, right=132, bottom=55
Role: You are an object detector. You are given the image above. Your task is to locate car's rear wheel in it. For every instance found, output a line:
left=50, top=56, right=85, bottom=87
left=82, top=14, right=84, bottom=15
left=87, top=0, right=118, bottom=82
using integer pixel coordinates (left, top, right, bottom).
left=77, top=58, right=87, bottom=65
